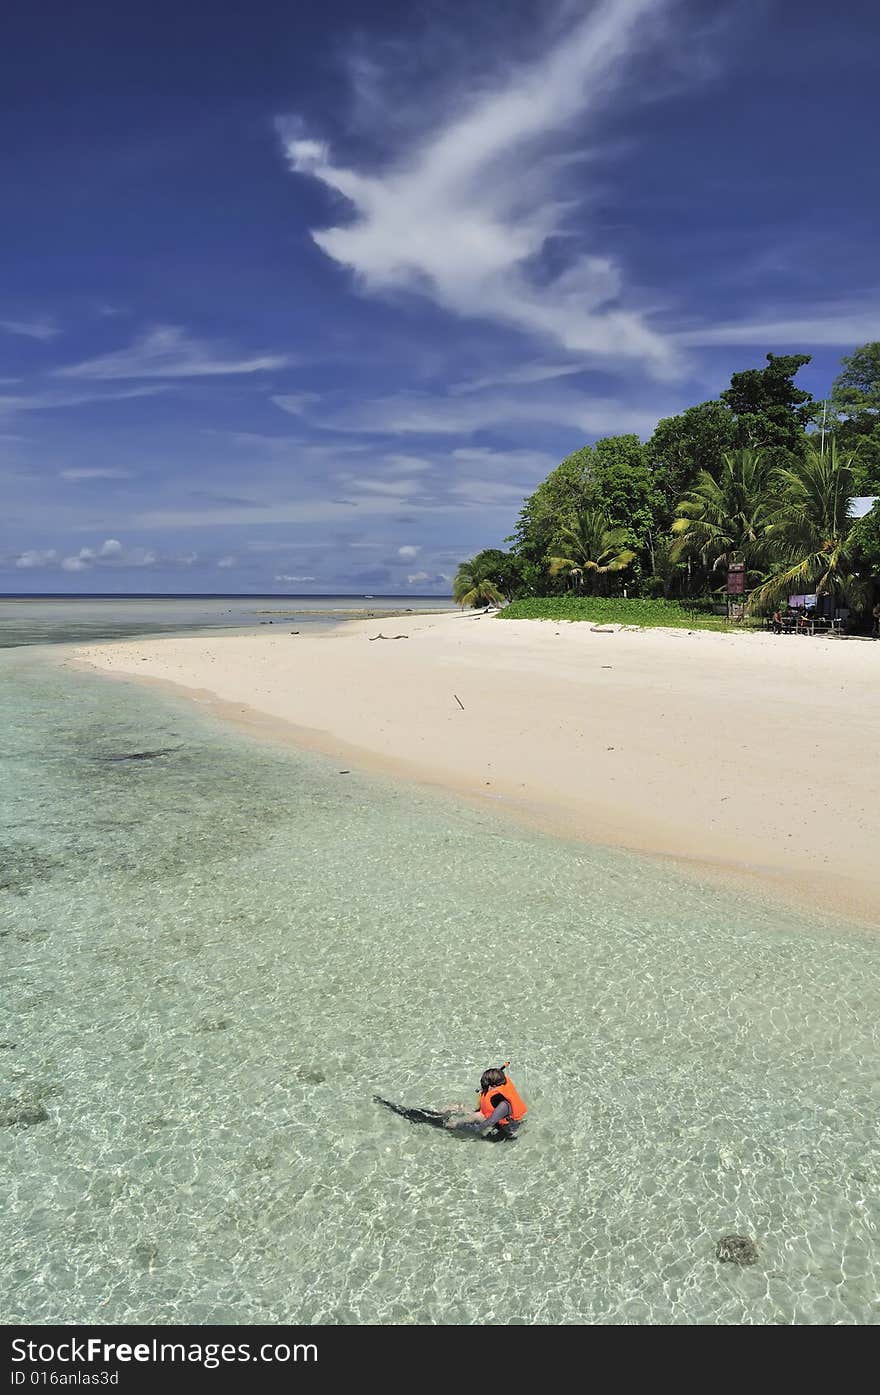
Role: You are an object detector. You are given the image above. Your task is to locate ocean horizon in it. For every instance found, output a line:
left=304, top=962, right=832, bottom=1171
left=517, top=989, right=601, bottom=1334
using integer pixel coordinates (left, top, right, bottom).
left=0, top=595, right=453, bottom=650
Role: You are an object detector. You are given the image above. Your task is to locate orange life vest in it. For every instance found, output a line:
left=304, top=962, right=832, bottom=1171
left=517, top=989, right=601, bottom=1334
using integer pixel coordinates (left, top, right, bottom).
left=479, top=1075, right=527, bottom=1126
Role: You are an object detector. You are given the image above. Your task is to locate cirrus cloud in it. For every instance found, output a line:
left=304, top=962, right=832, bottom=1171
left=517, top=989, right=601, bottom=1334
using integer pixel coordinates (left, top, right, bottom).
left=279, top=0, right=679, bottom=376
left=55, top=325, right=290, bottom=381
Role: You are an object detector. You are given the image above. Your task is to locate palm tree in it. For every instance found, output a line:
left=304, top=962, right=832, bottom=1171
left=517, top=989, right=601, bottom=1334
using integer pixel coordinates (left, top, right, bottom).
left=452, top=556, right=506, bottom=609
left=670, top=448, right=776, bottom=582
left=748, top=441, right=868, bottom=612
left=547, top=509, right=635, bottom=594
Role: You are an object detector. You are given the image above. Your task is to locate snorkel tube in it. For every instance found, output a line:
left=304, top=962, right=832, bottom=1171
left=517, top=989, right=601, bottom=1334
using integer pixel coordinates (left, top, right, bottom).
left=475, top=1060, right=511, bottom=1096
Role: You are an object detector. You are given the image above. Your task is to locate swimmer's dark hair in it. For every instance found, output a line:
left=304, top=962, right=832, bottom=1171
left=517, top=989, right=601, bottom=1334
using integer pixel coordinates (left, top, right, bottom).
left=480, top=1067, right=507, bottom=1092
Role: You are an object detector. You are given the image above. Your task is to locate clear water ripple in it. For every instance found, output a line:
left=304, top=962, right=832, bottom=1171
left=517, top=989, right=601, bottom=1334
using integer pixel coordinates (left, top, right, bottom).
left=1, top=646, right=878, bottom=1325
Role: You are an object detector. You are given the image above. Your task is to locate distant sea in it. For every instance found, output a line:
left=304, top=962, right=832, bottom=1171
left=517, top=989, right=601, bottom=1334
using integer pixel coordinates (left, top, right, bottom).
left=0, top=594, right=452, bottom=649
left=1, top=596, right=878, bottom=1323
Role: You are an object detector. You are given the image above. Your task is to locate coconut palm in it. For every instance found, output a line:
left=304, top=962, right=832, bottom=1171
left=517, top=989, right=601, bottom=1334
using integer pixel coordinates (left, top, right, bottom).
left=547, top=509, right=636, bottom=594
left=748, top=441, right=868, bottom=611
left=670, top=447, right=777, bottom=580
left=452, top=556, right=506, bottom=609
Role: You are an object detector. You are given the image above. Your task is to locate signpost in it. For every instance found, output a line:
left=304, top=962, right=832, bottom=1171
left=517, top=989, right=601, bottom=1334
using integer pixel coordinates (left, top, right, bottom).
left=726, top=562, right=746, bottom=595
left=726, top=561, right=746, bottom=620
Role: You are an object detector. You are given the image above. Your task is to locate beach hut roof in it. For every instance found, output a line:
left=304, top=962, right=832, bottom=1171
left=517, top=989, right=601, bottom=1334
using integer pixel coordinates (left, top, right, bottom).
left=850, top=496, right=878, bottom=519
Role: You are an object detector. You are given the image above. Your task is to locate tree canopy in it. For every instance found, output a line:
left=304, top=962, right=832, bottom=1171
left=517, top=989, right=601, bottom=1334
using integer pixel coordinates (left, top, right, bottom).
left=457, top=344, right=880, bottom=623
left=720, top=352, right=815, bottom=453
left=646, top=402, right=737, bottom=514
left=830, top=342, right=880, bottom=493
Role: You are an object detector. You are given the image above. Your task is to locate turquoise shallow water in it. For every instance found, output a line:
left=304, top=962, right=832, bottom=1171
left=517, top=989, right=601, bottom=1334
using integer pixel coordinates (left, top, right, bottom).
left=1, top=645, right=878, bottom=1325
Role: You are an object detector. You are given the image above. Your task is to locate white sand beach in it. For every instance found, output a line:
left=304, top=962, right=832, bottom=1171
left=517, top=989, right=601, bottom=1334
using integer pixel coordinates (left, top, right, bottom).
left=72, top=612, right=880, bottom=927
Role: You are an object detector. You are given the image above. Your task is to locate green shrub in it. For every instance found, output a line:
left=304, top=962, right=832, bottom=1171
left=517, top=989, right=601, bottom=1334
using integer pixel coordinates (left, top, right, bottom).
left=497, top=597, right=754, bottom=631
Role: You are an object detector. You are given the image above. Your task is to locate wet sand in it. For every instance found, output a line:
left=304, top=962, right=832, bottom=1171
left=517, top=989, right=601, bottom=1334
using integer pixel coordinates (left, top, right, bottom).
left=72, top=611, right=880, bottom=928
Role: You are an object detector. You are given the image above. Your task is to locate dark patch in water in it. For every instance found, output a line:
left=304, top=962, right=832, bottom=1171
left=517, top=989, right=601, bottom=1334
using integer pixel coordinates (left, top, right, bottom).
left=716, top=1234, right=759, bottom=1266
left=0, top=844, right=60, bottom=896
left=0, top=1096, right=50, bottom=1127
left=0, top=1043, right=17, bottom=1050
left=197, top=1018, right=232, bottom=1033
left=295, top=1068, right=326, bottom=1085
left=102, top=747, right=180, bottom=763
left=247, top=1151, right=277, bottom=1172
left=132, top=1241, right=160, bottom=1269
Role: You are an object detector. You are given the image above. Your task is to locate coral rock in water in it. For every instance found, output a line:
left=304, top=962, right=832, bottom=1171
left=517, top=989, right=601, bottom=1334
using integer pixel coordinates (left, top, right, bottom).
left=715, top=1234, right=759, bottom=1265
left=0, top=1097, right=50, bottom=1127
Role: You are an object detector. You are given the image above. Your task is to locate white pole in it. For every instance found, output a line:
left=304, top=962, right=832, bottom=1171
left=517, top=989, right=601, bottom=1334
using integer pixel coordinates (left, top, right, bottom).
left=820, top=399, right=828, bottom=457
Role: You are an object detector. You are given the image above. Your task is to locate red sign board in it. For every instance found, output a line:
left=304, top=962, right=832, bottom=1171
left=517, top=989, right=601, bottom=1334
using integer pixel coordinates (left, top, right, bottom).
left=727, top=563, right=746, bottom=595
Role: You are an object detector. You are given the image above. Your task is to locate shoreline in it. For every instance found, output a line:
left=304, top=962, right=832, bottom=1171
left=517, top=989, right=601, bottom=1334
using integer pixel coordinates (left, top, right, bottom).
left=69, top=612, right=880, bottom=930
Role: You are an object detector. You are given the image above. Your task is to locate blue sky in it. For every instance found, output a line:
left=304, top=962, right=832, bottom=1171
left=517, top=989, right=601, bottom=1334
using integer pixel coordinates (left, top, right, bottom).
left=2, top=0, right=878, bottom=594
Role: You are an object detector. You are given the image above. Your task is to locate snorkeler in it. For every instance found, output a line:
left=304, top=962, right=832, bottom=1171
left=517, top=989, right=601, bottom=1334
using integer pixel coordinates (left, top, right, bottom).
left=375, top=1062, right=527, bottom=1142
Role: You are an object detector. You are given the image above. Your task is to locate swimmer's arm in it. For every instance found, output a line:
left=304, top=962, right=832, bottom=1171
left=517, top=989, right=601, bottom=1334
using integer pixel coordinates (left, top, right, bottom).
left=447, top=1102, right=509, bottom=1132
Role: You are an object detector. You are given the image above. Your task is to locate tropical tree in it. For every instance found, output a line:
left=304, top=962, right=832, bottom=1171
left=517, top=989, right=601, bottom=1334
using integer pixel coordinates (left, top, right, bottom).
left=452, top=555, right=507, bottom=608
left=748, top=441, right=869, bottom=612
left=670, top=447, right=777, bottom=582
left=547, top=509, right=635, bottom=594
left=465, top=549, right=525, bottom=601
left=831, top=341, right=880, bottom=427
left=508, top=445, right=595, bottom=570
left=720, top=352, right=816, bottom=454
left=830, top=341, right=880, bottom=493
left=646, top=401, right=738, bottom=515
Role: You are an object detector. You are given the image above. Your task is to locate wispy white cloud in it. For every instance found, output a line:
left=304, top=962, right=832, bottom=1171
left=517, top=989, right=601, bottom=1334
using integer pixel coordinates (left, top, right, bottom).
left=451, top=478, right=536, bottom=507
left=55, top=325, right=289, bottom=380
left=677, top=308, right=880, bottom=347
left=0, top=317, right=60, bottom=341
left=397, top=544, right=420, bottom=560
left=451, top=446, right=556, bottom=473
left=275, top=386, right=667, bottom=438
left=134, top=492, right=433, bottom=528
left=449, top=361, right=589, bottom=395
left=217, top=555, right=238, bottom=568
left=279, top=0, right=678, bottom=375
left=344, top=475, right=423, bottom=497
left=275, top=573, right=317, bottom=582
left=58, top=467, right=133, bottom=482
left=270, top=392, right=321, bottom=415
left=0, top=386, right=168, bottom=415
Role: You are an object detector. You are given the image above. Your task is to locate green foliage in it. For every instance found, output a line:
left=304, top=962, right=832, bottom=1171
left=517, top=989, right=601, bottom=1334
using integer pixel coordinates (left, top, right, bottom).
left=477, top=346, right=876, bottom=624
left=831, top=342, right=880, bottom=423
left=509, top=435, right=664, bottom=589
left=547, top=509, right=635, bottom=594
left=592, top=434, right=661, bottom=549
left=848, top=425, right=880, bottom=495
left=849, top=503, right=880, bottom=589
left=508, top=446, right=595, bottom=569
left=646, top=402, right=737, bottom=514
left=720, top=352, right=815, bottom=453
left=452, top=555, right=506, bottom=608
left=748, top=442, right=867, bottom=612
left=670, top=448, right=777, bottom=580
left=497, top=596, right=736, bottom=631
left=830, top=343, right=880, bottom=492
left=467, top=549, right=526, bottom=600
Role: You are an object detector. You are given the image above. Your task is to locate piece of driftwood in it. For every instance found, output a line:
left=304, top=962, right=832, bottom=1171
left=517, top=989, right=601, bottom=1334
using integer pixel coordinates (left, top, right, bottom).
left=368, top=633, right=409, bottom=641
left=454, top=694, right=465, bottom=710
